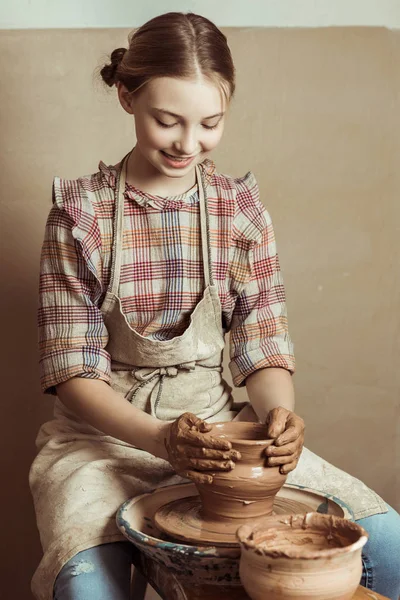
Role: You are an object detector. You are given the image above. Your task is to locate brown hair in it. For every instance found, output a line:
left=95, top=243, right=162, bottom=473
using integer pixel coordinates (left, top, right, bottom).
left=100, top=12, right=235, bottom=98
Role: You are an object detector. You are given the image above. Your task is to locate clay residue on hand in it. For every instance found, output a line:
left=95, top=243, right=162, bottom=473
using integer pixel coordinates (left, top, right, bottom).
left=164, top=413, right=239, bottom=485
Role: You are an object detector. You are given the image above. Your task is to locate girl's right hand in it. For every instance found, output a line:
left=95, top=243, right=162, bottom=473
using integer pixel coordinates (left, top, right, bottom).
left=164, top=412, right=241, bottom=484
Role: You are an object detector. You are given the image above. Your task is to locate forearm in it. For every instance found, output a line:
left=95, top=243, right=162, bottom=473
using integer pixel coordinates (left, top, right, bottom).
left=56, top=378, right=169, bottom=460
left=245, top=367, right=295, bottom=423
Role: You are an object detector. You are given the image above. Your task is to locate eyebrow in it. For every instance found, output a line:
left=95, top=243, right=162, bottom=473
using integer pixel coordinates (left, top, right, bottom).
left=153, top=108, right=225, bottom=120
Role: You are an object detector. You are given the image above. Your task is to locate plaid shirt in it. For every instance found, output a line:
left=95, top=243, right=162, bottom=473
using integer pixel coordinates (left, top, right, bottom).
left=38, top=158, right=295, bottom=394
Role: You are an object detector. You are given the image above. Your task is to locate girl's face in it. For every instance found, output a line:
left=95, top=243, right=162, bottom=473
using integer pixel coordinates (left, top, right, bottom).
left=118, top=75, right=227, bottom=182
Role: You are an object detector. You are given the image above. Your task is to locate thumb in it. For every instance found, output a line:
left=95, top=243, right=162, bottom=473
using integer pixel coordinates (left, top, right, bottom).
left=199, top=421, right=212, bottom=433
left=266, top=407, right=289, bottom=439
left=185, top=413, right=211, bottom=432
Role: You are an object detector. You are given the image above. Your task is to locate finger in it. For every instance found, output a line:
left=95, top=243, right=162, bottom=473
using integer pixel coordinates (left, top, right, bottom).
left=265, top=441, right=298, bottom=457
left=267, top=454, right=296, bottom=467
left=181, top=430, right=232, bottom=451
left=275, top=425, right=303, bottom=446
left=182, top=446, right=241, bottom=461
left=275, top=414, right=304, bottom=446
left=184, top=413, right=212, bottom=433
left=187, top=458, right=235, bottom=471
left=181, top=470, right=214, bottom=485
left=279, top=460, right=298, bottom=474
left=198, top=421, right=212, bottom=433
left=266, top=407, right=289, bottom=439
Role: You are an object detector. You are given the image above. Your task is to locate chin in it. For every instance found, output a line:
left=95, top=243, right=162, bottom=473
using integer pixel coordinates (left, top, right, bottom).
left=154, top=163, right=189, bottom=178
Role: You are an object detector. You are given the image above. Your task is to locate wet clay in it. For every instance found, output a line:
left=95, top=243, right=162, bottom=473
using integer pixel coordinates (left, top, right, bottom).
left=195, top=422, right=287, bottom=522
left=237, top=512, right=368, bottom=600
left=155, top=422, right=288, bottom=545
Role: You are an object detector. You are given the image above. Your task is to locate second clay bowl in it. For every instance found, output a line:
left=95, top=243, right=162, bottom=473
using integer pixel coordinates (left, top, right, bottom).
left=195, top=421, right=287, bottom=525
left=237, top=512, right=368, bottom=600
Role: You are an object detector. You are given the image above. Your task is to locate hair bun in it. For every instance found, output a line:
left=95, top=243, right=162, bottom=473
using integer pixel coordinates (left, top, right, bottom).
left=100, top=47, right=127, bottom=87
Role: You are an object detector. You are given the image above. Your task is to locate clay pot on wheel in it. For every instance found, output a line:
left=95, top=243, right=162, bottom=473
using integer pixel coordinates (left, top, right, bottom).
left=195, top=422, right=287, bottom=524
left=237, top=512, right=368, bottom=600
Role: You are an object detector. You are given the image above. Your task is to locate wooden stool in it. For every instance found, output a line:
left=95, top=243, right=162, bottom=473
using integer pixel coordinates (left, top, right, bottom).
left=130, top=566, right=148, bottom=599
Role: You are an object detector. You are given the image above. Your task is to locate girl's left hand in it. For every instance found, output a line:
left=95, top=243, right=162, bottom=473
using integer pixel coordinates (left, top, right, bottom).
left=264, top=406, right=305, bottom=474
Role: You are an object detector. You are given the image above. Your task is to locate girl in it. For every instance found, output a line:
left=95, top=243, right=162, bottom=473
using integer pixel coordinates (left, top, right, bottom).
left=30, top=12, right=400, bottom=600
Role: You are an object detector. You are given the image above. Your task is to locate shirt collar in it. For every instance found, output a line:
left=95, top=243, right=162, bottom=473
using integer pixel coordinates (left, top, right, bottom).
left=98, top=158, right=215, bottom=209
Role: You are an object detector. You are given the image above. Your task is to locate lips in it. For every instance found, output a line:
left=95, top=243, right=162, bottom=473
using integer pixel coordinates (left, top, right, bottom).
left=161, top=151, right=197, bottom=169
left=162, top=151, right=195, bottom=160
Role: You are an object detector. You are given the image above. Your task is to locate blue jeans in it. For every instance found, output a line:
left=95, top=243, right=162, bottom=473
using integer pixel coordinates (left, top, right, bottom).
left=358, top=504, right=400, bottom=598
left=53, top=542, right=133, bottom=600
left=54, top=505, right=400, bottom=600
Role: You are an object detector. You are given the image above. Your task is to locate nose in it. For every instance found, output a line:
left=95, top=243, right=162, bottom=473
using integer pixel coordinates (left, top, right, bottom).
left=173, top=127, right=199, bottom=156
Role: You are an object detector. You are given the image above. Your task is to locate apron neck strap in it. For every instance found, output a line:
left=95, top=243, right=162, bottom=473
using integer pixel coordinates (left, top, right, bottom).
left=109, top=157, right=213, bottom=296
left=196, top=165, right=213, bottom=287
left=109, top=153, right=129, bottom=296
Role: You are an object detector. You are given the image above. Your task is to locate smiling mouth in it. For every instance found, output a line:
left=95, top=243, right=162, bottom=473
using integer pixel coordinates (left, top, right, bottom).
left=161, top=151, right=197, bottom=160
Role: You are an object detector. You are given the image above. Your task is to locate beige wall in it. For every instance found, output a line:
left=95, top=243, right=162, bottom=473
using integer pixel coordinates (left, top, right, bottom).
left=0, top=27, right=399, bottom=598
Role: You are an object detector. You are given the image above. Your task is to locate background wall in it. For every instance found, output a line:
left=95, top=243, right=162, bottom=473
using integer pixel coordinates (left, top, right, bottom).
left=0, top=2, right=399, bottom=599
left=1, top=0, right=400, bottom=28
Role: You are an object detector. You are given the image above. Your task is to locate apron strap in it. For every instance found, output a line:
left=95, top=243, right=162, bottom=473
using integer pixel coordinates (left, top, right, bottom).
left=109, top=153, right=130, bottom=296
left=196, top=165, right=214, bottom=287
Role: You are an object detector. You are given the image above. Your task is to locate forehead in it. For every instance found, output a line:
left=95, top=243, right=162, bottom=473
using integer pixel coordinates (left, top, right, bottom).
left=139, top=76, right=226, bottom=117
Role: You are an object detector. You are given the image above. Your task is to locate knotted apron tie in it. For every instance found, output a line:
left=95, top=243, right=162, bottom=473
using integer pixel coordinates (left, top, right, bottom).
left=126, top=362, right=197, bottom=416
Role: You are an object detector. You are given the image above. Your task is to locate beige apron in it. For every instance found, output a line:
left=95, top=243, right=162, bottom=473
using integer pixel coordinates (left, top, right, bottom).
left=30, top=156, right=387, bottom=600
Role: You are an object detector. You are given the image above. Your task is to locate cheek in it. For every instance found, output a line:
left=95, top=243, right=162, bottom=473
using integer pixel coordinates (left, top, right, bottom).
left=202, top=129, right=224, bottom=152
left=135, top=119, right=172, bottom=149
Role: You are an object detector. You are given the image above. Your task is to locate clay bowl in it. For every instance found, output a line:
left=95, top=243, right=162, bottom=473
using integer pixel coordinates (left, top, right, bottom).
left=195, top=421, right=287, bottom=525
left=237, top=512, right=368, bottom=600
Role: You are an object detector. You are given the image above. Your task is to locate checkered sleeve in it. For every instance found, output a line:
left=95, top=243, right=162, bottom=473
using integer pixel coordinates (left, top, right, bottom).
left=228, top=173, right=295, bottom=387
left=38, top=177, right=111, bottom=395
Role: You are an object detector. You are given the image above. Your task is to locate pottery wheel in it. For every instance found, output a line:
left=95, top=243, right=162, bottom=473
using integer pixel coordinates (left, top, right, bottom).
left=154, top=494, right=313, bottom=546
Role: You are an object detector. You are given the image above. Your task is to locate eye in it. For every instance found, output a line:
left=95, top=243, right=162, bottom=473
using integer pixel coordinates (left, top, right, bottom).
left=202, top=122, right=220, bottom=131
left=156, top=119, right=177, bottom=129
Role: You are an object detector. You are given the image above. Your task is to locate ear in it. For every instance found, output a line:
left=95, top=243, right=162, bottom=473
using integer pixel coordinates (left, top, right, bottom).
left=117, top=83, right=135, bottom=115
